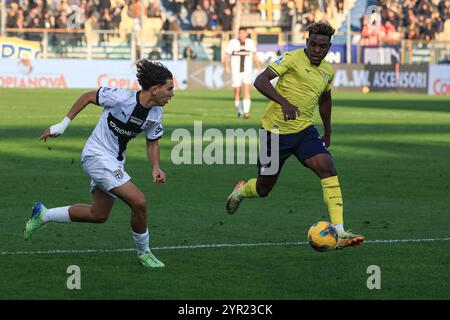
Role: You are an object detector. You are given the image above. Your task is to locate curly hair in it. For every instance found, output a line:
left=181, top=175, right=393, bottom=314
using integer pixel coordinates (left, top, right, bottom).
left=305, top=22, right=336, bottom=40
left=136, top=59, right=173, bottom=90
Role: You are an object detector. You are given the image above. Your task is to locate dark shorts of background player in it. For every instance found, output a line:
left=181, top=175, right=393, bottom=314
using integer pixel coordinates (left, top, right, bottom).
left=257, top=125, right=330, bottom=176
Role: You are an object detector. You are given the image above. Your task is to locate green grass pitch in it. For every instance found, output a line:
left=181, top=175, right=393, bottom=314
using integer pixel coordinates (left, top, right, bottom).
left=0, top=88, right=449, bottom=299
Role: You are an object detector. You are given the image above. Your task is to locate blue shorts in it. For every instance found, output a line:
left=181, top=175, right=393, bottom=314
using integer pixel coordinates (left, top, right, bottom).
left=257, top=126, right=330, bottom=176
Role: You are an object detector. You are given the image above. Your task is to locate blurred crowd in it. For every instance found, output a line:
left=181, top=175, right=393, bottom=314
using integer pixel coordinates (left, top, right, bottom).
left=3, top=0, right=237, bottom=37
left=360, top=0, right=450, bottom=45
left=2, top=0, right=450, bottom=45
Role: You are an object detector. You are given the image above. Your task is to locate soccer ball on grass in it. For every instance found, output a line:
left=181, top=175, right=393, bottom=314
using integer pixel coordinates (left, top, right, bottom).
left=307, top=221, right=337, bottom=252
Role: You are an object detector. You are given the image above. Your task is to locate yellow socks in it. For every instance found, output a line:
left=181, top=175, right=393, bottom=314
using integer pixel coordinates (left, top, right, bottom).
left=237, top=176, right=343, bottom=225
left=321, top=176, right=343, bottom=226
left=238, top=178, right=260, bottom=198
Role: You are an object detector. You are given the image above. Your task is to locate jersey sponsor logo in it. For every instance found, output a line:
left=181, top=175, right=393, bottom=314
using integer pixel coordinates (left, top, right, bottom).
left=323, top=73, right=329, bottom=82
left=274, top=56, right=285, bottom=65
left=107, top=113, right=144, bottom=161
left=232, top=50, right=251, bottom=56
left=113, top=168, right=124, bottom=180
left=129, top=116, right=144, bottom=126
left=109, top=120, right=139, bottom=138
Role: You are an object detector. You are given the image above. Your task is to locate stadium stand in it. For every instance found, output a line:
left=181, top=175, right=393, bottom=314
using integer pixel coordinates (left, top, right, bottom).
left=1, top=0, right=449, bottom=60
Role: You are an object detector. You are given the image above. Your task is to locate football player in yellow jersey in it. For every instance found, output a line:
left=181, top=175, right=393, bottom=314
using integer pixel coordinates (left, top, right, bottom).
left=226, top=22, right=364, bottom=250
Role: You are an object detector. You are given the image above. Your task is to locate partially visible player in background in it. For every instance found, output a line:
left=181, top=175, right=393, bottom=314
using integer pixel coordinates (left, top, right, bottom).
left=224, top=27, right=261, bottom=119
left=23, top=60, right=174, bottom=268
left=226, top=22, right=364, bottom=250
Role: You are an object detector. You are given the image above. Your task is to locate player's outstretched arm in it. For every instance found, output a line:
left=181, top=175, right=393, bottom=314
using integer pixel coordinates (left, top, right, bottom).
left=39, top=91, right=98, bottom=142
left=319, top=90, right=332, bottom=147
left=254, top=68, right=300, bottom=121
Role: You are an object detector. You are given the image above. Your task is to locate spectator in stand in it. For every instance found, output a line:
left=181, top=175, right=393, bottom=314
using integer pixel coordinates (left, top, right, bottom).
left=183, top=46, right=198, bottom=60
left=191, top=4, right=209, bottom=43
left=54, top=13, right=69, bottom=56
left=360, top=15, right=381, bottom=46
left=403, top=8, right=417, bottom=27
left=216, top=0, right=233, bottom=31
left=147, top=0, right=161, bottom=17
left=111, top=1, right=124, bottom=38
left=6, top=2, right=20, bottom=37
left=219, top=6, right=233, bottom=30
left=382, top=20, right=401, bottom=44
left=336, top=0, right=344, bottom=14
left=21, top=0, right=31, bottom=18
left=417, top=14, right=427, bottom=33
left=384, top=9, right=400, bottom=29
left=98, top=0, right=111, bottom=12
left=32, top=0, right=46, bottom=14
left=99, top=8, right=112, bottom=43
left=402, top=0, right=417, bottom=13
left=207, top=0, right=219, bottom=30
left=417, top=1, right=432, bottom=19
left=438, top=0, right=450, bottom=20
left=407, top=24, right=420, bottom=39
left=422, top=17, right=437, bottom=39
left=169, top=0, right=185, bottom=16
left=25, top=8, right=44, bottom=41
left=431, top=11, right=444, bottom=32
left=43, top=10, right=56, bottom=29
left=162, top=15, right=180, bottom=59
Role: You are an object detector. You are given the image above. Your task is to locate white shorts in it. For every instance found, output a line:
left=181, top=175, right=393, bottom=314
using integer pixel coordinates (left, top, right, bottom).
left=81, top=155, right=131, bottom=198
left=232, top=72, right=252, bottom=88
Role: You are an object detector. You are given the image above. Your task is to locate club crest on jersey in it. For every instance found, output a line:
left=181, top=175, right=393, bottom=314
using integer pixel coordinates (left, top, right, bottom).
left=113, top=169, right=124, bottom=180
left=323, top=73, right=329, bottom=82
left=274, top=56, right=285, bottom=65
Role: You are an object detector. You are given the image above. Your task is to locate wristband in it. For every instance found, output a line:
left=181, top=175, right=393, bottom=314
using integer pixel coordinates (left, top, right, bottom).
left=50, top=116, right=71, bottom=135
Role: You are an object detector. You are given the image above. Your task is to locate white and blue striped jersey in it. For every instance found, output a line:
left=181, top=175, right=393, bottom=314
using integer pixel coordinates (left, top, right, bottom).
left=82, top=87, right=163, bottom=162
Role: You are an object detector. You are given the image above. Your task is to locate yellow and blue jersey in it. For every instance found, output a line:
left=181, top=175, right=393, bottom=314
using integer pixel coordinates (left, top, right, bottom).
left=262, top=49, right=335, bottom=134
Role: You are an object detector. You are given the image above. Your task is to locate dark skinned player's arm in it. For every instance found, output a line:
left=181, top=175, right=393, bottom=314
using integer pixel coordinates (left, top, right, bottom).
left=319, top=90, right=332, bottom=147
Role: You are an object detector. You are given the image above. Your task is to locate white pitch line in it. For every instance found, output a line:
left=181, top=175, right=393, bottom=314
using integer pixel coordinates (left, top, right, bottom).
left=1, top=237, right=450, bottom=256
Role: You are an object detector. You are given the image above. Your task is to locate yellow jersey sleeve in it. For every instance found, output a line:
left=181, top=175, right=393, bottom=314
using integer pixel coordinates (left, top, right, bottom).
left=323, top=69, right=335, bottom=92
left=268, top=51, right=295, bottom=77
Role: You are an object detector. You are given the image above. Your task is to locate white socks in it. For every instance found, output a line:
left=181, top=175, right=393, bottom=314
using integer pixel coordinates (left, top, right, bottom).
left=133, top=229, right=150, bottom=255
left=42, top=206, right=72, bottom=223
left=235, top=100, right=243, bottom=115
left=243, top=99, right=251, bottom=114
left=333, top=224, right=344, bottom=232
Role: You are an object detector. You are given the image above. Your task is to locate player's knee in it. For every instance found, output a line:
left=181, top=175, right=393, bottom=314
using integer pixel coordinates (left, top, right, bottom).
left=90, top=210, right=109, bottom=223
left=131, top=197, right=147, bottom=214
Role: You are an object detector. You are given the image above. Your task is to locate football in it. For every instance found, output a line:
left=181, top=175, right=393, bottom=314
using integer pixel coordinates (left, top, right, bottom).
left=307, top=221, right=338, bottom=252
